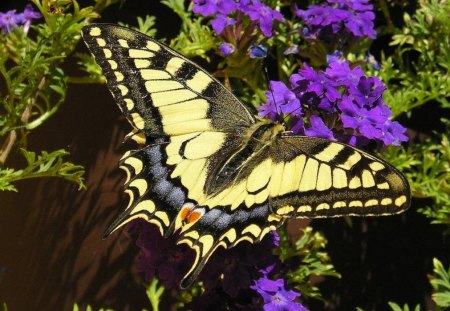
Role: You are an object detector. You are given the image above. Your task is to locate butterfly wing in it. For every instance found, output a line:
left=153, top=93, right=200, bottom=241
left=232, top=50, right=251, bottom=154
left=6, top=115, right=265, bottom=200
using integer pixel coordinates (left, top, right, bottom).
left=266, top=136, right=410, bottom=218
left=175, top=135, right=410, bottom=286
left=82, top=24, right=257, bottom=237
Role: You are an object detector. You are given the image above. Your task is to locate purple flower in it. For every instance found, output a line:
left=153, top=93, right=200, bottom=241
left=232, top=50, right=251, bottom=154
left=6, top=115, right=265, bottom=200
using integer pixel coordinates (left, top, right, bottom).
left=379, top=120, right=409, bottom=146
left=193, top=0, right=237, bottom=17
left=258, top=60, right=408, bottom=147
left=211, top=13, right=236, bottom=34
left=192, top=0, right=283, bottom=38
left=338, top=95, right=390, bottom=140
left=349, top=76, right=386, bottom=108
left=344, top=10, right=376, bottom=39
left=326, top=50, right=344, bottom=64
left=16, top=4, right=41, bottom=32
left=258, top=81, right=301, bottom=119
left=200, top=230, right=280, bottom=297
left=218, top=42, right=236, bottom=56
left=0, top=4, right=40, bottom=34
left=294, top=64, right=341, bottom=103
left=305, top=115, right=335, bottom=140
left=0, top=9, right=21, bottom=33
left=242, top=0, right=284, bottom=37
left=296, top=0, right=376, bottom=41
left=249, top=44, right=268, bottom=59
left=130, top=220, right=195, bottom=288
left=325, top=61, right=364, bottom=87
left=251, top=266, right=308, bottom=311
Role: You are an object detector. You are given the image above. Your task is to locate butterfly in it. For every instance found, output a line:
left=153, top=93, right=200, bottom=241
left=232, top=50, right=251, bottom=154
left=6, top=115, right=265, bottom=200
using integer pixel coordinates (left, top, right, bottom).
left=82, top=24, right=410, bottom=288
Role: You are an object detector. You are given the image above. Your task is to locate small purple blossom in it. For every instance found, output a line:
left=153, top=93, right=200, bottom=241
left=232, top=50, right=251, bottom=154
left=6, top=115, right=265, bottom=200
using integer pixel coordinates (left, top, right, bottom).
left=218, top=42, right=236, bottom=56
left=17, top=4, right=41, bottom=32
left=0, top=9, right=21, bottom=33
left=305, top=115, right=335, bottom=140
left=130, top=219, right=195, bottom=288
left=296, top=0, right=376, bottom=41
left=193, top=0, right=237, bottom=17
left=210, top=13, right=236, bottom=34
left=249, top=44, right=268, bottom=59
left=251, top=265, right=308, bottom=311
left=0, top=4, right=40, bottom=34
left=258, top=81, right=301, bottom=119
left=192, top=0, right=284, bottom=41
left=326, top=50, right=344, bottom=64
left=241, top=0, right=284, bottom=37
left=258, top=60, right=408, bottom=147
left=200, top=230, right=280, bottom=297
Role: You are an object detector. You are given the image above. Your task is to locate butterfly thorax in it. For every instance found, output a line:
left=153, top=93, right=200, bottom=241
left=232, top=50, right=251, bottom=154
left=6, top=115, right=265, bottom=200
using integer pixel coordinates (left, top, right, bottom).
left=205, top=121, right=284, bottom=195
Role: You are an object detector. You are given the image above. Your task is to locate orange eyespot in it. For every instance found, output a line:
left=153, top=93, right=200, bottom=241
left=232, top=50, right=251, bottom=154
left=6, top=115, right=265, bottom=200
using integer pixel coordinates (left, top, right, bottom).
left=187, top=210, right=203, bottom=223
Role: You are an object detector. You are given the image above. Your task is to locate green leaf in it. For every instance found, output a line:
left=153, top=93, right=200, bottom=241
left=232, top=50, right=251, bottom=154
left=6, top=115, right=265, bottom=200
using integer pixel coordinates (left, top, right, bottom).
left=279, top=226, right=340, bottom=300
left=430, top=258, right=450, bottom=307
left=0, top=149, right=85, bottom=192
left=388, top=302, right=421, bottom=311
left=145, top=278, right=165, bottom=311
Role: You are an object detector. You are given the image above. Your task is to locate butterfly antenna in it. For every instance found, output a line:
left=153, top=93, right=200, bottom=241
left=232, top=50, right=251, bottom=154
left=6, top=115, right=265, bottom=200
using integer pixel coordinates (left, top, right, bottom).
left=261, top=57, right=284, bottom=125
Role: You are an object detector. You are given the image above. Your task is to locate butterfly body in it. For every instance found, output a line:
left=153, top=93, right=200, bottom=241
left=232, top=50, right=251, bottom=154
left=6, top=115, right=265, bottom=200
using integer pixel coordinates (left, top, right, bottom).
left=82, top=24, right=410, bottom=287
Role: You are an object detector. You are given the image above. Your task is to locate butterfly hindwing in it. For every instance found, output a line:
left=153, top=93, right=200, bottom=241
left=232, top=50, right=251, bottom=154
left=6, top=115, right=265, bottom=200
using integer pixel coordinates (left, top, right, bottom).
left=267, top=136, right=410, bottom=218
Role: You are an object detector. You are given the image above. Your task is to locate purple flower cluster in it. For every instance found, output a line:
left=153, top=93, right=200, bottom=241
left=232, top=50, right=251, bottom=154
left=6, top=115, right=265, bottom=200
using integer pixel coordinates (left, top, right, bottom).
left=131, top=220, right=301, bottom=309
left=193, top=0, right=283, bottom=37
left=0, top=4, right=41, bottom=34
left=258, top=60, right=408, bottom=147
left=130, top=219, right=195, bottom=288
left=296, top=0, right=376, bottom=41
left=251, top=265, right=308, bottom=311
left=193, top=0, right=283, bottom=57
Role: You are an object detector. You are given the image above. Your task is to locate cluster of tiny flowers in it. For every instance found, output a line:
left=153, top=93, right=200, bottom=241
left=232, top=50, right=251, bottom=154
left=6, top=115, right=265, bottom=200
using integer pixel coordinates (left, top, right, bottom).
left=251, top=265, right=308, bottom=311
left=0, top=4, right=41, bottom=34
left=296, top=0, right=376, bottom=41
left=192, top=0, right=283, bottom=56
left=131, top=220, right=308, bottom=308
left=258, top=60, right=408, bottom=147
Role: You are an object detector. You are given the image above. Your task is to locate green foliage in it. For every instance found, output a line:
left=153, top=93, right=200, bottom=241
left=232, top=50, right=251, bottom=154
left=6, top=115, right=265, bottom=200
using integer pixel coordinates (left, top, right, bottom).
left=381, top=132, right=450, bottom=226
left=279, top=226, right=340, bottom=299
left=0, top=0, right=123, bottom=191
left=119, top=15, right=157, bottom=38
left=0, top=149, right=85, bottom=191
left=388, top=302, right=421, bottom=311
left=376, top=0, right=450, bottom=117
left=162, top=0, right=217, bottom=59
left=72, top=303, right=113, bottom=311
left=430, top=258, right=450, bottom=307
left=145, top=278, right=165, bottom=311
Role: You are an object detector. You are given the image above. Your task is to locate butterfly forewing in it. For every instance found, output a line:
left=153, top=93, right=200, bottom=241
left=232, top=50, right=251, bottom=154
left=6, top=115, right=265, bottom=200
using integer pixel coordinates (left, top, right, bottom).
left=81, top=24, right=255, bottom=139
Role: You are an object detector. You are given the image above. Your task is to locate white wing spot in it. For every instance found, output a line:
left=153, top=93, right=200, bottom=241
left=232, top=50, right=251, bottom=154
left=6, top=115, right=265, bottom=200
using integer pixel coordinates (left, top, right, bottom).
left=129, top=49, right=154, bottom=58
left=89, top=27, right=101, bottom=36
left=118, top=39, right=129, bottom=48
left=108, top=60, right=118, bottom=70
left=146, top=40, right=161, bottom=51
left=96, top=38, right=106, bottom=47
left=103, top=49, right=112, bottom=58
